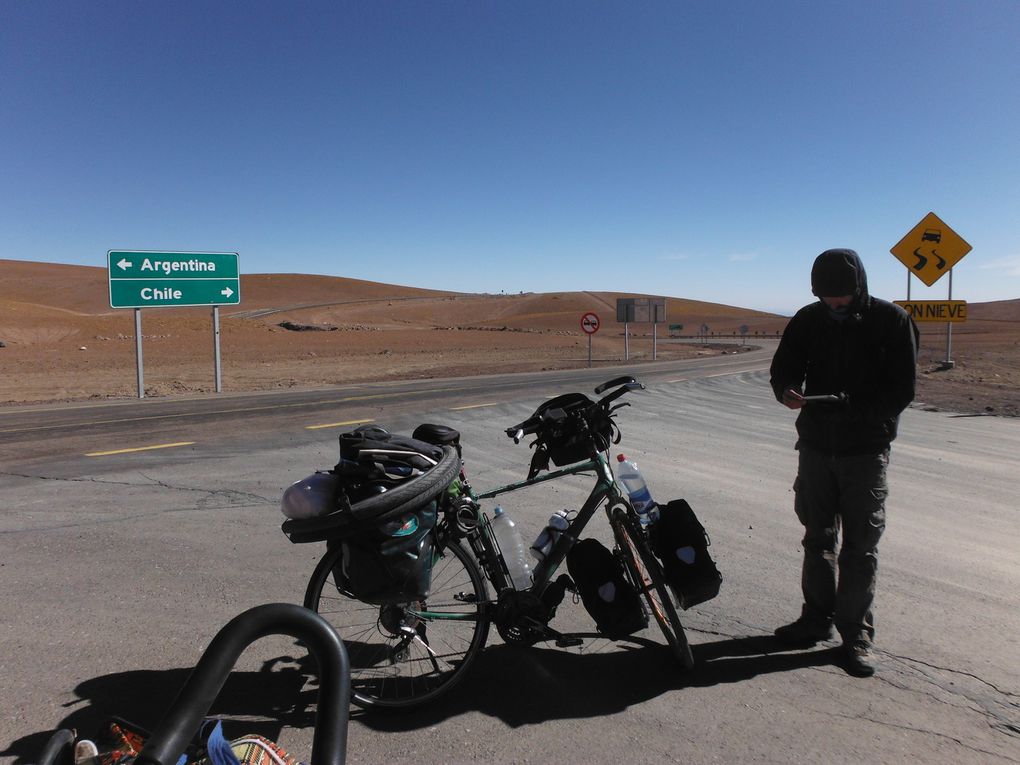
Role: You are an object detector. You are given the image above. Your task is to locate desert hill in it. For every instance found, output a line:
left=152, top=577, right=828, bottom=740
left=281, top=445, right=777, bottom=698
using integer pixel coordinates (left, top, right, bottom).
left=0, top=258, right=780, bottom=328
left=2, top=259, right=1018, bottom=414
left=1, top=258, right=784, bottom=404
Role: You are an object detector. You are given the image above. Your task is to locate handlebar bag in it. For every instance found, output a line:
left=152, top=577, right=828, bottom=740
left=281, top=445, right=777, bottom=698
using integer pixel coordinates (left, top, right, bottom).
left=566, top=538, right=646, bottom=639
left=332, top=502, right=438, bottom=605
left=526, top=393, right=615, bottom=475
left=649, top=499, right=722, bottom=609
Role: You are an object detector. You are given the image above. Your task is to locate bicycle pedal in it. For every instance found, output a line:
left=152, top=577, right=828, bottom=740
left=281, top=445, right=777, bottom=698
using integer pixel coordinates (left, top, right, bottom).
left=556, top=636, right=584, bottom=648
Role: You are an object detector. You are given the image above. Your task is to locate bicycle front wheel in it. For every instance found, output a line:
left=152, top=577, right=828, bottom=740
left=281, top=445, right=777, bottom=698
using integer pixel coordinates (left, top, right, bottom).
left=304, top=537, right=491, bottom=710
left=611, top=507, right=695, bottom=669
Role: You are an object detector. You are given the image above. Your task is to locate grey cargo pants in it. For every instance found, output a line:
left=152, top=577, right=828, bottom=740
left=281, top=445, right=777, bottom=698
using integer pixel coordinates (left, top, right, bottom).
left=793, top=446, right=889, bottom=644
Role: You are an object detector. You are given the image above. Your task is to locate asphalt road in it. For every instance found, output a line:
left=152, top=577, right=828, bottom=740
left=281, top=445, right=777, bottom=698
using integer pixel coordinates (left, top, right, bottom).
left=2, top=347, right=1018, bottom=764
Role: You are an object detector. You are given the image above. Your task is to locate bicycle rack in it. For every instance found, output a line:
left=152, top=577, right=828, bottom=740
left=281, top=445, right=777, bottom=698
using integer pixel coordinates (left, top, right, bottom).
left=34, top=603, right=350, bottom=765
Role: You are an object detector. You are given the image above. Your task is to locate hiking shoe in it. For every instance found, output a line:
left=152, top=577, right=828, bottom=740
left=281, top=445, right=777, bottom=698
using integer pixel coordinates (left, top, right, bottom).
left=843, top=640, right=876, bottom=677
left=774, top=618, right=834, bottom=646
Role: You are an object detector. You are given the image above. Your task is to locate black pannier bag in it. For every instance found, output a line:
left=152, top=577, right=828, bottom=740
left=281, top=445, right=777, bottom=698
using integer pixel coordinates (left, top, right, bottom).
left=333, top=501, right=438, bottom=605
left=566, top=538, right=646, bottom=639
left=650, top=499, right=722, bottom=609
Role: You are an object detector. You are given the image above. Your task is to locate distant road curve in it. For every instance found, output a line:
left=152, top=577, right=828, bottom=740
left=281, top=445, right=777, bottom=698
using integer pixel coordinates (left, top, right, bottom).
left=228, top=294, right=470, bottom=320
left=581, top=291, right=617, bottom=311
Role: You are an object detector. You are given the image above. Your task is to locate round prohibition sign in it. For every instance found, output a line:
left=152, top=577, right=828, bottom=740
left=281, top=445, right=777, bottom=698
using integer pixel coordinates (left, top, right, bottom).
left=580, top=312, right=601, bottom=335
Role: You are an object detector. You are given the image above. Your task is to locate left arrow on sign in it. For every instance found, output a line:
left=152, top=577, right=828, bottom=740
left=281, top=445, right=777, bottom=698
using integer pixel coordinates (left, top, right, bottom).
left=117, top=258, right=132, bottom=270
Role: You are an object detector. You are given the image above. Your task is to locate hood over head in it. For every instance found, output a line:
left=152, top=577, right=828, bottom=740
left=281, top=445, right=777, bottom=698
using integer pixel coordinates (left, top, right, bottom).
left=811, top=248, right=869, bottom=300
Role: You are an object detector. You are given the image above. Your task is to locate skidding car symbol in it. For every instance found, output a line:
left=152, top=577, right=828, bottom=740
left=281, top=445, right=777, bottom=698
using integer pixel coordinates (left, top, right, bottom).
left=922, top=229, right=942, bottom=244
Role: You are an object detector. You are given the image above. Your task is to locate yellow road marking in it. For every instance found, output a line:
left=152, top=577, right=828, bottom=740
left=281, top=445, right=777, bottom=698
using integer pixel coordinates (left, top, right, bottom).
left=306, top=418, right=375, bottom=430
left=86, top=441, right=195, bottom=457
left=450, top=403, right=499, bottom=411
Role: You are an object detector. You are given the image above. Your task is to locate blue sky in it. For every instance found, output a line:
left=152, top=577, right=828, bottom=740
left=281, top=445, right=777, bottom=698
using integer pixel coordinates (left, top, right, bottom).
left=2, top=1, right=1018, bottom=314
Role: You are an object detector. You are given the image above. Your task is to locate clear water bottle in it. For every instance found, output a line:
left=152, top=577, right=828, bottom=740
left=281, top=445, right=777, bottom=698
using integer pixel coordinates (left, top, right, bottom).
left=490, top=506, right=533, bottom=590
left=530, top=510, right=570, bottom=561
left=616, top=454, right=660, bottom=527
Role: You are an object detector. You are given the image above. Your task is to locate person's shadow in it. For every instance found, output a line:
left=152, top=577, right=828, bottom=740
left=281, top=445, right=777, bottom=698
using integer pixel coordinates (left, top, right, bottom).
left=3, top=633, right=836, bottom=761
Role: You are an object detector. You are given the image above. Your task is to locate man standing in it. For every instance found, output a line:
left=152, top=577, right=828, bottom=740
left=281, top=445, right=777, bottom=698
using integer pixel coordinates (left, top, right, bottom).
left=770, top=249, right=918, bottom=676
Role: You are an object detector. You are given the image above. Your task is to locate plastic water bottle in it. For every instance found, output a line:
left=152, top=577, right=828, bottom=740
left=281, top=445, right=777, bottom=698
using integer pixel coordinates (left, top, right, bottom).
left=616, top=454, right=660, bottom=527
left=490, top=506, right=533, bottom=590
left=530, top=510, right=570, bottom=561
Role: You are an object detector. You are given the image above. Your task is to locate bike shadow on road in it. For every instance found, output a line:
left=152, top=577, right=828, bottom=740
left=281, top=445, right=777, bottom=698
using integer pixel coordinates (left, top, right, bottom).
left=359, top=632, right=839, bottom=731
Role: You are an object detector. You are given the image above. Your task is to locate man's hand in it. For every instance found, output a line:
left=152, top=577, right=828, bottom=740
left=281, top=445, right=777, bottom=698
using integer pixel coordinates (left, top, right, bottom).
left=781, top=387, right=806, bottom=410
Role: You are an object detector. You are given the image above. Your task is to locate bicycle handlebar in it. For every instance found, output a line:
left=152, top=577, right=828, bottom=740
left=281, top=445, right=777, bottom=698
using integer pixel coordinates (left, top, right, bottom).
left=504, top=378, right=645, bottom=442
left=136, top=604, right=350, bottom=765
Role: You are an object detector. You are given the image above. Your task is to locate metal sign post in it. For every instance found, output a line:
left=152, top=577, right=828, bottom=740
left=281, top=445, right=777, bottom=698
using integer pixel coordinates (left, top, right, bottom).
left=946, top=270, right=954, bottom=367
left=580, top=312, right=600, bottom=367
left=134, top=308, right=144, bottom=398
left=213, top=306, right=223, bottom=393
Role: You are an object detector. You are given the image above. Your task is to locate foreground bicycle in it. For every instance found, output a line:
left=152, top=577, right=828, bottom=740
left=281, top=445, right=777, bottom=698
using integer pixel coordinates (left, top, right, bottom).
left=282, top=376, right=706, bottom=710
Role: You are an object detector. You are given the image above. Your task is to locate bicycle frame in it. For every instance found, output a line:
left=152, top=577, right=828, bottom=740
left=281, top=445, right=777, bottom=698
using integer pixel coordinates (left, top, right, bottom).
left=474, top=450, right=629, bottom=594
left=404, top=451, right=628, bottom=626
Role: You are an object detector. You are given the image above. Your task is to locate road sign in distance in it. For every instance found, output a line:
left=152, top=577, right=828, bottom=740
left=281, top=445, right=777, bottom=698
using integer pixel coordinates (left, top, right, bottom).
left=108, top=251, right=241, bottom=308
left=616, top=297, right=666, bottom=323
left=581, top=312, right=601, bottom=334
left=890, top=212, right=971, bottom=287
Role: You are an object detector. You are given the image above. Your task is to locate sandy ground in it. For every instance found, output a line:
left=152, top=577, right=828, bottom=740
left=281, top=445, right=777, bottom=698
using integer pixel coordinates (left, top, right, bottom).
left=2, top=259, right=1018, bottom=416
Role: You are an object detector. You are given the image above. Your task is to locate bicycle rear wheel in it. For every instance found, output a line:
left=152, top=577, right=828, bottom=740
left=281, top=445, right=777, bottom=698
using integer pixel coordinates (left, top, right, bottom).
left=611, top=507, right=695, bottom=669
left=304, top=536, right=490, bottom=710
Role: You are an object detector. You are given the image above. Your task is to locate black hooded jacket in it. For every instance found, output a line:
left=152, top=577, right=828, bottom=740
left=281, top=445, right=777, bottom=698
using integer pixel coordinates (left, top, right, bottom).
left=770, top=249, right=919, bottom=455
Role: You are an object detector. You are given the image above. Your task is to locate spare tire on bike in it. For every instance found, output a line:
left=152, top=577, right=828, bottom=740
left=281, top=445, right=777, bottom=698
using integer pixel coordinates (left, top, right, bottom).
left=335, top=425, right=446, bottom=512
left=280, top=426, right=459, bottom=545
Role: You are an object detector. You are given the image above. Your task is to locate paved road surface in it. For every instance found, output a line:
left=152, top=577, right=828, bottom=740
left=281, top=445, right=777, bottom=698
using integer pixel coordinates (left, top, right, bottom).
left=2, top=350, right=1017, bottom=764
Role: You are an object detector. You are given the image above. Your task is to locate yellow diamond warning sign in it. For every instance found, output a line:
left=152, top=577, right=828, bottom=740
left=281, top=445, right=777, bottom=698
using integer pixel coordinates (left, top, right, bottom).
left=890, top=212, right=972, bottom=287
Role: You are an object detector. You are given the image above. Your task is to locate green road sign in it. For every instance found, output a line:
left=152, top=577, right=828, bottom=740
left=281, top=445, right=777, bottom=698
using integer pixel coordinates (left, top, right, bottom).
left=108, top=251, right=240, bottom=308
